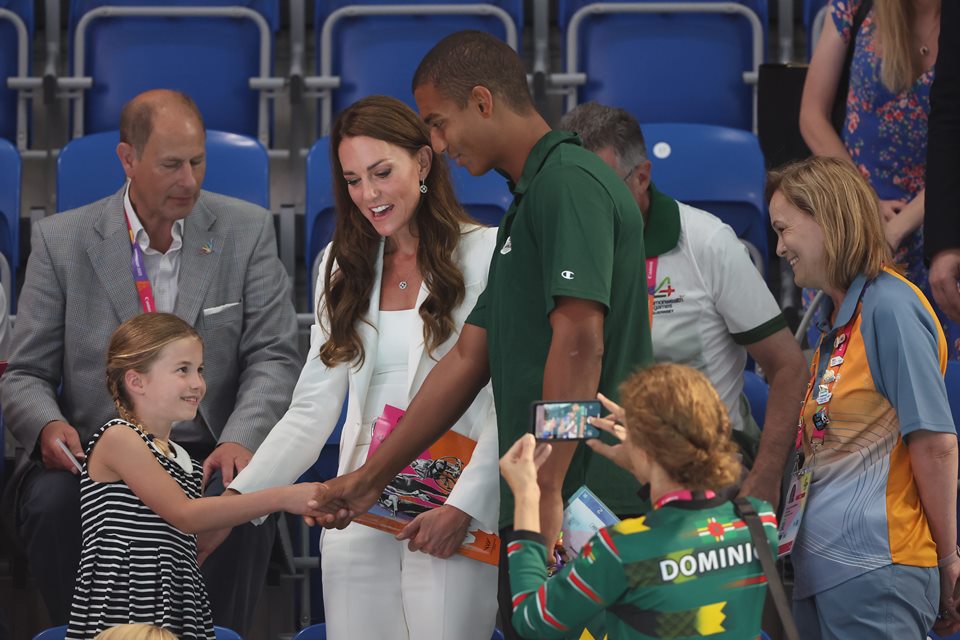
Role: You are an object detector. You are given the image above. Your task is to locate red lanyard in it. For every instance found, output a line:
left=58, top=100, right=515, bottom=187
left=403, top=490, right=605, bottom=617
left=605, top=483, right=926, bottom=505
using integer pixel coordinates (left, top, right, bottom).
left=646, top=256, right=658, bottom=328
left=654, top=489, right=717, bottom=509
left=125, top=211, right=157, bottom=313
left=795, top=296, right=865, bottom=456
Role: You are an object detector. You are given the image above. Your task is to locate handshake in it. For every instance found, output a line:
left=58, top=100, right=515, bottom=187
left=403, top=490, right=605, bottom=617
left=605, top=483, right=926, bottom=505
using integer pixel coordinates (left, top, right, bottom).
left=290, top=471, right=380, bottom=529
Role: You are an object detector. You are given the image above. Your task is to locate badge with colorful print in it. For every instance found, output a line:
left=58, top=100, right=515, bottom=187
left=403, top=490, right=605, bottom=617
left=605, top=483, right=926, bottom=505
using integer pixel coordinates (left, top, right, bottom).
left=834, top=333, right=846, bottom=348
left=821, top=368, right=836, bottom=384
left=829, top=355, right=844, bottom=367
left=812, top=408, right=830, bottom=430
left=816, top=389, right=832, bottom=405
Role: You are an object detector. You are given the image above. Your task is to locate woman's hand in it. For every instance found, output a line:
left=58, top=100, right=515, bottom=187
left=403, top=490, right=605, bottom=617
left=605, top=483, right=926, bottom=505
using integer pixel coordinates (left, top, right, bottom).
left=878, top=199, right=906, bottom=222
left=396, top=504, right=472, bottom=558
left=585, top=393, right=632, bottom=474
left=499, top=434, right=552, bottom=500
left=935, top=552, right=960, bottom=635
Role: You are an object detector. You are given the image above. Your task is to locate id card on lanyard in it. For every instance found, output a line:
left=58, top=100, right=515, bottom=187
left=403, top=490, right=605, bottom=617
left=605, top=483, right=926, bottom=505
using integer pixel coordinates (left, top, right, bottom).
left=125, top=211, right=157, bottom=313
left=777, top=293, right=864, bottom=557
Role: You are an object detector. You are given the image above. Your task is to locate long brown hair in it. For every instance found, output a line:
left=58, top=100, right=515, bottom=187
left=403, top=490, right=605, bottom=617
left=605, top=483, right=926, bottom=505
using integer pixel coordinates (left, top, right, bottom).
left=620, top=364, right=740, bottom=491
left=873, top=0, right=940, bottom=94
left=106, top=312, right=202, bottom=454
left=320, top=95, right=476, bottom=367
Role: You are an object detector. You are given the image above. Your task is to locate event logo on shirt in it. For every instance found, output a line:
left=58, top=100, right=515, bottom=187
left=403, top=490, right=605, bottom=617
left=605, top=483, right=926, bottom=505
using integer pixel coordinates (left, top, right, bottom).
left=652, top=275, right=683, bottom=315
left=561, top=270, right=575, bottom=280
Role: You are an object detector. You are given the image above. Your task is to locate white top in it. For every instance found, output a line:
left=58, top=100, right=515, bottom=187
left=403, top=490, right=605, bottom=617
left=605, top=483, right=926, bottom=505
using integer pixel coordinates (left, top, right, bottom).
left=651, top=201, right=783, bottom=432
left=123, top=180, right=184, bottom=314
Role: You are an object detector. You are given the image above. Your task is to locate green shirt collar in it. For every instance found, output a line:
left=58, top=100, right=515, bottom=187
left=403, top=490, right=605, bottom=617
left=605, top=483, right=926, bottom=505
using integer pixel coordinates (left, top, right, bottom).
left=643, top=182, right=681, bottom=257
left=507, top=130, right=582, bottom=196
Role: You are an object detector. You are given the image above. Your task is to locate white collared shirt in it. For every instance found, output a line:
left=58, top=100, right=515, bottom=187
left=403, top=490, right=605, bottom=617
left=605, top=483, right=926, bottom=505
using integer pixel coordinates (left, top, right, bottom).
left=123, top=181, right=184, bottom=313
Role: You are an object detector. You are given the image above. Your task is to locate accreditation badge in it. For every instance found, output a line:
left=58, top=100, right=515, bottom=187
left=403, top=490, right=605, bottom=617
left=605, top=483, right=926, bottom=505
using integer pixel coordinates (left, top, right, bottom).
left=777, top=468, right=812, bottom=557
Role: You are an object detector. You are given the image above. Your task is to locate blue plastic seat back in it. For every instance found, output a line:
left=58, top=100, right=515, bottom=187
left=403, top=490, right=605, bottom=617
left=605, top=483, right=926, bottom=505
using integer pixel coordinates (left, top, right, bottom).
left=315, top=0, right=523, bottom=116
left=0, top=0, right=33, bottom=144
left=804, top=0, right=829, bottom=58
left=640, top=122, right=768, bottom=262
left=946, top=361, right=960, bottom=436
left=32, top=627, right=67, bottom=640
left=0, top=137, right=20, bottom=308
left=68, top=0, right=278, bottom=139
left=305, top=136, right=511, bottom=302
left=559, top=0, right=767, bottom=131
left=57, top=129, right=269, bottom=213
left=293, top=624, right=327, bottom=640
left=742, top=370, right=769, bottom=430
left=213, top=626, right=243, bottom=640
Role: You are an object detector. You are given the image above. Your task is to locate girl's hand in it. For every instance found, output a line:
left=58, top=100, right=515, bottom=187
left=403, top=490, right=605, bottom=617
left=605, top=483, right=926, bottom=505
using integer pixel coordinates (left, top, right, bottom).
left=396, top=504, right=472, bottom=558
left=878, top=198, right=906, bottom=222
left=499, top=434, right=552, bottom=498
left=288, top=482, right=330, bottom=516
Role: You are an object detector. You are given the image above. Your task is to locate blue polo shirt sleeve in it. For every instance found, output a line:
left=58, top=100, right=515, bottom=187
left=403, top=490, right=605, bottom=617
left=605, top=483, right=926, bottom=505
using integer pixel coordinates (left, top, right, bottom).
left=526, top=166, right=616, bottom=315
left=861, top=281, right=955, bottom=437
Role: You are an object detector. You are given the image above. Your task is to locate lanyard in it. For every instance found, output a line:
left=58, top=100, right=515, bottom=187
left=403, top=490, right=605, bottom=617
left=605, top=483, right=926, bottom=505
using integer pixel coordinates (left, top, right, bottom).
left=654, top=489, right=717, bottom=509
left=794, top=286, right=870, bottom=465
left=646, top=256, right=658, bottom=328
left=125, top=212, right=157, bottom=313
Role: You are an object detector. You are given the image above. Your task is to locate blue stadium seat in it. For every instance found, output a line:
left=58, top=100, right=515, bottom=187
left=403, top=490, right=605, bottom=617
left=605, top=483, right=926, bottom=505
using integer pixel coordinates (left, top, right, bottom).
left=742, top=370, right=769, bottom=430
left=640, top=123, right=768, bottom=272
left=214, top=627, right=243, bottom=640
left=57, top=129, right=270, bottom=213
left=314, top=0, right=523, bottom=133
left=67, top=0, right=278, bottom=145
left=0, top=0, right=32, bottom=147
left=946, top=361, right=960, bottom=445
left=804, top=0, right=829, bottom=58
left=0, top=137, right=20, bottom=310
left=559, top=0, right=767, bottom=131
left=305, top=136, right=511, bottom=303
left=293, top=623, right=326, bottom=640
left=33, top=625, right=242, bottom=639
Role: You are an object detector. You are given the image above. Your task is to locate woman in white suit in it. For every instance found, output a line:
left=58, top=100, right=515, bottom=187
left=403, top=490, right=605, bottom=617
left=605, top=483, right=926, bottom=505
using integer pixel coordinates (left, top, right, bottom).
left=229, top=96, right=499, bottom=639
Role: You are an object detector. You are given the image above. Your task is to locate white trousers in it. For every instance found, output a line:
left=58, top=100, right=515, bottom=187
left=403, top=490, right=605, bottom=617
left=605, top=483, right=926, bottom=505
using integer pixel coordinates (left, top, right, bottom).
left=320, top=521, right=499, bottom=640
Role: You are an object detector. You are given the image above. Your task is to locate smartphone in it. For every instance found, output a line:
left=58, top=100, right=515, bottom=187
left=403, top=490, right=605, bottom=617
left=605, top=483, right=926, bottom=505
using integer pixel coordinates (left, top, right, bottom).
left=531, top=400, right=602, bottom=440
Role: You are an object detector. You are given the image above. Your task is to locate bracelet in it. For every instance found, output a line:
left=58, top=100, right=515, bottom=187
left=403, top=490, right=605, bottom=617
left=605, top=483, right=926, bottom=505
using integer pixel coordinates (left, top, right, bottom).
left=938, top=545, right=960, bottom=568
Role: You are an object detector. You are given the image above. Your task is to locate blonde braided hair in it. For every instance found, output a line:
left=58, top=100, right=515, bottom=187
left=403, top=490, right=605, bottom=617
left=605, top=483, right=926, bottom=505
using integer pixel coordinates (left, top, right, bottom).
left=106, top=313, right=203, bottom=457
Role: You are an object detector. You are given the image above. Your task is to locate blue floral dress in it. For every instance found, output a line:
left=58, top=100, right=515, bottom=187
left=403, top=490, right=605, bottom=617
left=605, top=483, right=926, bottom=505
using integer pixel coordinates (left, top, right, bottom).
left=803, top=0, right=959, bottom=359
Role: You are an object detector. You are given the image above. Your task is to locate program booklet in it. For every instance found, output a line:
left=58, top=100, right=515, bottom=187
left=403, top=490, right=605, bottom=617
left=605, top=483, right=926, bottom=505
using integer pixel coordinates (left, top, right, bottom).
left=354, top=404, right=500, bottom=565
left=562, top=485, right=621, bottom=557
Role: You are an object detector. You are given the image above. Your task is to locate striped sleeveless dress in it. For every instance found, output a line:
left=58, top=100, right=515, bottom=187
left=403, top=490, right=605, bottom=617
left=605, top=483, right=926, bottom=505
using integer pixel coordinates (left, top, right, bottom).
left=66, top=419, right=215, bottom=640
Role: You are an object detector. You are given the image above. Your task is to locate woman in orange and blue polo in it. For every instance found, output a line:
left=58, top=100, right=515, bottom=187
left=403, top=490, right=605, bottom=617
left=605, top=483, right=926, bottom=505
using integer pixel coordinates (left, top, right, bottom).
left=769, top=156, right=959, bottom=639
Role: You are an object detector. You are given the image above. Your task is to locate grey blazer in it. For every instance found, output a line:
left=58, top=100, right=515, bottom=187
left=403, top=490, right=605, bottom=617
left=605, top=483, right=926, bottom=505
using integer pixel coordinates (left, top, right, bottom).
left=1, top=187, right=301, bottom=454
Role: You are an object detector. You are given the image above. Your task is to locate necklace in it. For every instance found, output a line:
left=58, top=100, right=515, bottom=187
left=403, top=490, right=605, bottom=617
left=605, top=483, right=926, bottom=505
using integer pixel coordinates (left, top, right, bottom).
left=918, top=19, right=940, bottom=57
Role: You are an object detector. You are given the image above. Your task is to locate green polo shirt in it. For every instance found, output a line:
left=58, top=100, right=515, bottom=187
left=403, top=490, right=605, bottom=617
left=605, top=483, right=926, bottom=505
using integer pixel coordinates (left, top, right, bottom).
left=466, top=130, right=653, bottom=529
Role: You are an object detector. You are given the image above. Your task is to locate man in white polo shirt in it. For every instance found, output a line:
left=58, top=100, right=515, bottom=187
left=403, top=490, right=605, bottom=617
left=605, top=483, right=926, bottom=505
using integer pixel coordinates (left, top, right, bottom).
left=560, top=102, right=808, bottom=508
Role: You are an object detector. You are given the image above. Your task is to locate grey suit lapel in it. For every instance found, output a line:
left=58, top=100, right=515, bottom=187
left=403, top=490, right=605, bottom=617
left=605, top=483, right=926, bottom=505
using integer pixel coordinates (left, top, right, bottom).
left=87, top=188, right=142, bottom=321
left=175, top=195, right=224, bottom=324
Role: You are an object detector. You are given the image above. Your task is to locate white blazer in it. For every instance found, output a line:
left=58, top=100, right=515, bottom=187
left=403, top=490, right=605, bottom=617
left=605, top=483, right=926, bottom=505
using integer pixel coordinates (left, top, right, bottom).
left=231, top=225, right=500, bottom=532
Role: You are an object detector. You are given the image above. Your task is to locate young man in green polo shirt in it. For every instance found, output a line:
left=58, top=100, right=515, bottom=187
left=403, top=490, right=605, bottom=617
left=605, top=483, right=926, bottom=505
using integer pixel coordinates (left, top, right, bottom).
left=311, top=31, right=652, bottom=640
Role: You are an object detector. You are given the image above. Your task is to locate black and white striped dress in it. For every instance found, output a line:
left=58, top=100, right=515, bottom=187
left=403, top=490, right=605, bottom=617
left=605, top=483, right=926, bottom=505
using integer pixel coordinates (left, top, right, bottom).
left=66, top=419, right=215, bottom=640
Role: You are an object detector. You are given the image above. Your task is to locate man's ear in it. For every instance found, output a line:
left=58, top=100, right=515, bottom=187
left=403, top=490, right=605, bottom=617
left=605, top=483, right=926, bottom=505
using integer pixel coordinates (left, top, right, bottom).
left=117, top=142, right=137, bottom=180
left=471, top=85, right=495, bottom=119
left=633, top=159, right=653, bottom=193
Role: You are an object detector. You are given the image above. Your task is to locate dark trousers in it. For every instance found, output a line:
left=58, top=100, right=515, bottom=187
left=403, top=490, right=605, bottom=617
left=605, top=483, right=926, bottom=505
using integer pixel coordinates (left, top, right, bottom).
left=497, top=526, right=524, bottom=640
left=15, top=461, right=275, bottom=634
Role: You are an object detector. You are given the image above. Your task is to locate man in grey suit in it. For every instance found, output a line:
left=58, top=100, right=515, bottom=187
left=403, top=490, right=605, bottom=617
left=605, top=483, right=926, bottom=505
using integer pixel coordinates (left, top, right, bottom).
left=0, top=89, right=300, bottom=632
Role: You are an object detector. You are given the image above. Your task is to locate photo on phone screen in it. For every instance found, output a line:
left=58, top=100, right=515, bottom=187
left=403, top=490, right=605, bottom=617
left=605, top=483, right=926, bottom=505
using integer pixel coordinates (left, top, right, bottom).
left=531, top=400, right=602, bottom=440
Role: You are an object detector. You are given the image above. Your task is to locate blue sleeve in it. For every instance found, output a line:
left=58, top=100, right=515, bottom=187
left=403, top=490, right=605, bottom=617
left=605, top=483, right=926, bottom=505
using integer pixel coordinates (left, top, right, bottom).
left=861, top=288, right=954, bottom=437
left=830, top=0, right=857, bottom=43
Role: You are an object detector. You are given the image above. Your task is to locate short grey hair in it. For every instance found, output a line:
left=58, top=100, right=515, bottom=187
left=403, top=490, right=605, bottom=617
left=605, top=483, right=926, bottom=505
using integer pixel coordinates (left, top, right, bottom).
left=559, top=102, right=647, bottom=176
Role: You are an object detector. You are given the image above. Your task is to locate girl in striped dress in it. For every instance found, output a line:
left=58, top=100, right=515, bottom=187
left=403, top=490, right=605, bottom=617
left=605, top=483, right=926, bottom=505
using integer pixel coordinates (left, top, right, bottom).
left=66, top=313, right=326, bottom=640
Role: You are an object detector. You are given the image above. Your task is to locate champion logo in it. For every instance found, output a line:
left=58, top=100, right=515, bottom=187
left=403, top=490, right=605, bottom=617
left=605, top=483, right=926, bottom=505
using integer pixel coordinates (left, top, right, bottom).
left=500, top=237, right=512, bottom=254
left=561, top=270, right=575, bottom=280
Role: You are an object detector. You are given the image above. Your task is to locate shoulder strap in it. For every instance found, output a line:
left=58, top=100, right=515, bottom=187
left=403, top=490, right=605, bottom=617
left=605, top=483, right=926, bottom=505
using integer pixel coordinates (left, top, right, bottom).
left=733, top=497, right=801, bottom=640
left=831, top=0, right=874, bottom=132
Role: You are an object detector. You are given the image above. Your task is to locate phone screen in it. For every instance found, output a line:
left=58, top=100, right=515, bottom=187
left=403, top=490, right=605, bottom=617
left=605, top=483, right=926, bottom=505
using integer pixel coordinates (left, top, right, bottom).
left=531, top=400, right=602, bottom=440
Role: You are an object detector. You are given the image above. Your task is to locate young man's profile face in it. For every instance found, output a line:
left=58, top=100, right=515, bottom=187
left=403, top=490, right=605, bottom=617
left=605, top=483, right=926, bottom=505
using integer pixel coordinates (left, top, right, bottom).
left=415, top=82, right=494, bottom=177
